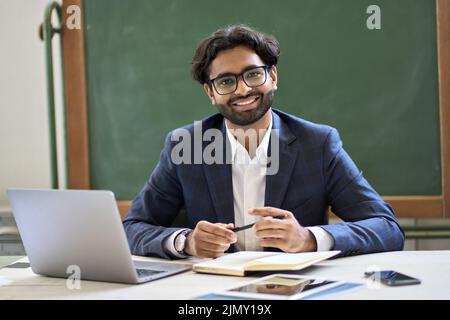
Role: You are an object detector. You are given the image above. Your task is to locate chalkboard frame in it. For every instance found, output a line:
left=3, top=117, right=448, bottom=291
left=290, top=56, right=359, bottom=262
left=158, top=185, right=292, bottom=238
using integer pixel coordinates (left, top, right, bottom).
left=61, top=0, right=450, bottom=219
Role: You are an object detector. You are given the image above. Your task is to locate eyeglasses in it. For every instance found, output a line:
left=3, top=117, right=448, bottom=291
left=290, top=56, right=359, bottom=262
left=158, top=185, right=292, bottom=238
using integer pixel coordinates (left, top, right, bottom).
left=208, top=65, right=271, bottom=95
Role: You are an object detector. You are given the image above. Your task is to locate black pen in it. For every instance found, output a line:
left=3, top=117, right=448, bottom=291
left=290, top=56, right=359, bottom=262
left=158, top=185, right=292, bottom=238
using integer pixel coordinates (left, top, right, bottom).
left=231, top=214, right=286, bottom=232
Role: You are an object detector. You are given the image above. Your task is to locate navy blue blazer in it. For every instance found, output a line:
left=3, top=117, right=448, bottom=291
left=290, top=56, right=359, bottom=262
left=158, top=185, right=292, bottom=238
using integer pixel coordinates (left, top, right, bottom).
left=123, top=109, right=404, bottom=259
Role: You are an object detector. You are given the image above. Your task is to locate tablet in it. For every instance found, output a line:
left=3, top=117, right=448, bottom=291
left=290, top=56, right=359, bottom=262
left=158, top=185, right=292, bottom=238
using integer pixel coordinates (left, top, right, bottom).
left=217, top=274, right=345, bottom=300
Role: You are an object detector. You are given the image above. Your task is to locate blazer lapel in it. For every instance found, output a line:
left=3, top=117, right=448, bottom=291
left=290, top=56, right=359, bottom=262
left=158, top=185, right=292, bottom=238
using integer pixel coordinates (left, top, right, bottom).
left=201, top=111, right=298, bottom=225
left=265, top=111, right=298, bottom=209
left=202, top=121, right=235, bottom=225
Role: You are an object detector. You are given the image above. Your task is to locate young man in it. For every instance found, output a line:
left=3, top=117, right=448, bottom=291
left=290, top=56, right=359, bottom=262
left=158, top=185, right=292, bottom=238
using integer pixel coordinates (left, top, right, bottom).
left=123, top=25, right=404, bottom=259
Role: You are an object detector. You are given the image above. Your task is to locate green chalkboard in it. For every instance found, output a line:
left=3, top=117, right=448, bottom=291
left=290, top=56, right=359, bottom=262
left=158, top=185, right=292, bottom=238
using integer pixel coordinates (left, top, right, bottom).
left=82, top=0, right=441, bottom=200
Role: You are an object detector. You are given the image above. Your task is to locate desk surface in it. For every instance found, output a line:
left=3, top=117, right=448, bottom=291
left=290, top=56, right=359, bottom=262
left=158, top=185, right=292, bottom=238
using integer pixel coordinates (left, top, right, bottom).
left=0, top=251, right=449, bottom=300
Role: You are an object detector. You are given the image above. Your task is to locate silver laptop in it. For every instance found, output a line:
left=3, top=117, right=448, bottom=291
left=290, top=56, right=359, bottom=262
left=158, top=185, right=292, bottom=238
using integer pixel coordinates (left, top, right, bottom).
left=6, top=188, right=191, bottom=284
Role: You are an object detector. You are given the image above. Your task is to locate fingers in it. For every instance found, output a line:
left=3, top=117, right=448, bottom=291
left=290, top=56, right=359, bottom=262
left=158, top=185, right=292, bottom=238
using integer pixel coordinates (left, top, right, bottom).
left=198, top=221, right=236, bottom=240
left=254, top=216, right=289, bottom=232
left=248, top=207, right=292, bottom=219
left=197, top=238, right=231, bottom=253
left=216, top=222, right=235, bottom=231
left=255, top=228, right=286, bottom=239
left=259, top=237, right=285, bottom=249
left=189, top=220, right=237, bottom=259
left=251, top=207, right=295, bottom=234
left=200, top=232, right=235, bottom=246
left=195, top=248, right=227, bottom=259
left=249, top=208, right=302, bottom=253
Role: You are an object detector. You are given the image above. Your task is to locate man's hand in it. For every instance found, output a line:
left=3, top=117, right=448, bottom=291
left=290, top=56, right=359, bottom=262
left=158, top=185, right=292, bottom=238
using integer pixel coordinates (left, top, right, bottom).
left=250, top=207, right=317, bottom=253
left=184, top=221, right=237, bottom=259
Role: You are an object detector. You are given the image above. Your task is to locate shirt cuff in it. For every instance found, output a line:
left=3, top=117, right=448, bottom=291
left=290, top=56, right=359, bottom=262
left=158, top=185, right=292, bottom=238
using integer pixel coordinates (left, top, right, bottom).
left=306, top=226, right=334, bottom=252
left=163, top=228, right=191, bottom=258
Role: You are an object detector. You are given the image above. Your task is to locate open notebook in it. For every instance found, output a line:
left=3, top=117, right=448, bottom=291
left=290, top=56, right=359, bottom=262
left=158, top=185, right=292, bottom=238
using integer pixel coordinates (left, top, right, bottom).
left=193, top=250, right=340, bottom=276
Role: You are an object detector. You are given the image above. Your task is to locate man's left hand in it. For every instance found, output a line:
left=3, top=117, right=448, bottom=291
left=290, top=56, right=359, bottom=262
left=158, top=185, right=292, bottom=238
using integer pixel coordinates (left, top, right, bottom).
left=249, top=207, right=317, bottom=253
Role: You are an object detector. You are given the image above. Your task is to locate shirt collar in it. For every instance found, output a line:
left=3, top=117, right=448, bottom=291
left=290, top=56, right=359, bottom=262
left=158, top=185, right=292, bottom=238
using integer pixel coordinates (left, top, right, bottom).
left=224, top=112, right=273, bottom=161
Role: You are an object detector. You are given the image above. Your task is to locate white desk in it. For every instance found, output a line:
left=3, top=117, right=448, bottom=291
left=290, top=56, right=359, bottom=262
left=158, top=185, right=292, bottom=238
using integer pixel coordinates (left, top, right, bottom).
left=0, top=251, right=449, bottom=300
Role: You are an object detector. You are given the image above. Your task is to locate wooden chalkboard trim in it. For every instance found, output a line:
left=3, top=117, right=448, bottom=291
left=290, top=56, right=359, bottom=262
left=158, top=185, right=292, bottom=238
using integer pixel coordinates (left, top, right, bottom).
left=383, top=196, right=443, bottom=219
left=116, top=196, right=444, bottom=220
left=62, top=0, right=90, bottom=189
left=65, top=0, right=449, bottom=219
left=436, top=0, right=450, bottom=218
left=118, top=201, right=132, bottom=219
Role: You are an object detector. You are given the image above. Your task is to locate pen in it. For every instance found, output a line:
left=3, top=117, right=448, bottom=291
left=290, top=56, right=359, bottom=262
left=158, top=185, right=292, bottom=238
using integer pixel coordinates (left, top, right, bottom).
left=231, top=214, right=286, bottom=232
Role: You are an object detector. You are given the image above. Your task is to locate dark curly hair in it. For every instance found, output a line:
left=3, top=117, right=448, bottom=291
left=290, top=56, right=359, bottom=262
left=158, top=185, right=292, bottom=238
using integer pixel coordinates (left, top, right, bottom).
left=191, top=24, right=280, bottom=85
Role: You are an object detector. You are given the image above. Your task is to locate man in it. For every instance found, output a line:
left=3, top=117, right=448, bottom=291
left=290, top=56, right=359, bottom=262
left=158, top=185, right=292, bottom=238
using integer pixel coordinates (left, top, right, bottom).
left=123, top=25, right=404, bottom=259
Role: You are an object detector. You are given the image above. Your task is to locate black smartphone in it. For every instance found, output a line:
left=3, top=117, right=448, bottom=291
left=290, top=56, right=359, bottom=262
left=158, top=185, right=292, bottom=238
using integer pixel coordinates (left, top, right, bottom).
left=364, top=270, right=421, bottom=286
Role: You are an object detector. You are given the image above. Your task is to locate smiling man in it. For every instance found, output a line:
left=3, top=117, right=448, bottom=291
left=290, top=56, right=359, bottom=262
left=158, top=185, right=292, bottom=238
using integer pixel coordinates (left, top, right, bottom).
left=123, top=25, right=404, bottom=259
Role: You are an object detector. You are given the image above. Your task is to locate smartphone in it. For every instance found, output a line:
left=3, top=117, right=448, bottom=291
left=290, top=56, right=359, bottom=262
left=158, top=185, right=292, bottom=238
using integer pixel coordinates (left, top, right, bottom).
left=364, top=270, right=421, bottom=286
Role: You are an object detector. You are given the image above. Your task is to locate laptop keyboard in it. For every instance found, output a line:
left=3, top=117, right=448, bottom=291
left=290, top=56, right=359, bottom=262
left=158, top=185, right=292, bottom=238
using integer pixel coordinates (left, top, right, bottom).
left=136, top=268, right=164, bottom=278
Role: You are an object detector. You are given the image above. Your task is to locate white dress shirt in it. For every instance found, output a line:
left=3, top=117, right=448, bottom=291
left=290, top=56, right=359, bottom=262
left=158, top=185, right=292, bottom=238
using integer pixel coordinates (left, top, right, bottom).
left=226, top=116, right=272, bottom=251
left=164, top=113, right=334, bottom=257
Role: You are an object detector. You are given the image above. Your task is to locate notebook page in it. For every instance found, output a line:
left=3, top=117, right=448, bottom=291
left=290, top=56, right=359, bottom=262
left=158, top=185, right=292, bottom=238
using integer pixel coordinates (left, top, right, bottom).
left=195, top=251, right=278, bottom=271
left=248, top=251, right=340, bottom=267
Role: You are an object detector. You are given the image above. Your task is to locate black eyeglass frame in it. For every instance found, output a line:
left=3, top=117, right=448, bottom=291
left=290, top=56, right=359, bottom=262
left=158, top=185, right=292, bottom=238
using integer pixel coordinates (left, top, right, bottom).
left=208, top=65, right=272, bottom=95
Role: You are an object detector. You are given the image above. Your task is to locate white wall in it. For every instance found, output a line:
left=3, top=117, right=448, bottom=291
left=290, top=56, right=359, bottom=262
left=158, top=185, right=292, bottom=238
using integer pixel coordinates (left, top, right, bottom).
left=0, top=0, right=64, bottom=216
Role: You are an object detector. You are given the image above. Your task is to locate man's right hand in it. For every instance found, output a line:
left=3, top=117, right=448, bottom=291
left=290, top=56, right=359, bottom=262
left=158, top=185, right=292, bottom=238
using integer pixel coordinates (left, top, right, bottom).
left=184, top=220, right=237, bottom=258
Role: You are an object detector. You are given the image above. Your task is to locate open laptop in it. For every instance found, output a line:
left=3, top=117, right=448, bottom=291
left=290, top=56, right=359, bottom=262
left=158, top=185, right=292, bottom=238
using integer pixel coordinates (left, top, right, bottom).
left=6, top=188, right=191, bottom=284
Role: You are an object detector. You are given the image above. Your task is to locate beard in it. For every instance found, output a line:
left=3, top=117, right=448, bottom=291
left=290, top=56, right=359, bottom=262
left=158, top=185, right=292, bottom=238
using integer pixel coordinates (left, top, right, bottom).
left=214, top=89, right=275, bottom=126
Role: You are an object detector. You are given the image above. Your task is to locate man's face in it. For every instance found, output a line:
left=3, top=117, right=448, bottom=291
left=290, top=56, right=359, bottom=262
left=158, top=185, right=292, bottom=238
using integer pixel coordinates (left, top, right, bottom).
left=203, top=46, right=278, bottom=126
